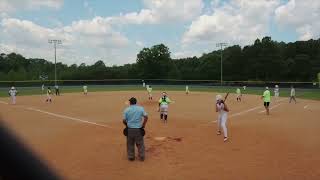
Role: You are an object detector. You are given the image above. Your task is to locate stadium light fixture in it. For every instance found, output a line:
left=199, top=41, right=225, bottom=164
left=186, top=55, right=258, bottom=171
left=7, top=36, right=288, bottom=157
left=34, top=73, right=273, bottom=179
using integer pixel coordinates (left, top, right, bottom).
left=216, top=43, right=228, bottom=86
left=48, top=40, right=62, bottom=86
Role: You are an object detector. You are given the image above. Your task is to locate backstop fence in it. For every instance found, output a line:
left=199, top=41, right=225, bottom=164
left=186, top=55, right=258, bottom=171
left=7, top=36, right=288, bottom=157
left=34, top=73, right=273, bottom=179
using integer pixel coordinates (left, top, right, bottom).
left=0, top=79, right=318, bottom=89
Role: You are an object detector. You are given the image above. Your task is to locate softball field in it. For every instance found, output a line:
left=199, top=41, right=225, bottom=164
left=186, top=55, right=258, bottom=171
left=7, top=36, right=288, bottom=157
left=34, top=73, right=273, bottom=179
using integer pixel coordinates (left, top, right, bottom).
left=0, top=91, right=320, bottom=180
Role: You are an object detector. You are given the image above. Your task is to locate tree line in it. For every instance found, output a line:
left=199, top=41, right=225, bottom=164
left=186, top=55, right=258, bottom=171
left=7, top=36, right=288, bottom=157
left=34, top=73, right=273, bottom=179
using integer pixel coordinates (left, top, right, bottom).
left=0, top=37, right=319, bottom=82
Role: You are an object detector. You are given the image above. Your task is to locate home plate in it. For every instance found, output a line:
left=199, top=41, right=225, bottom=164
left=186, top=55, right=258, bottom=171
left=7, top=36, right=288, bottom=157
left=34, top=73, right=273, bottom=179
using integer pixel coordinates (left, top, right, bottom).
left=154, top=137, right=167, bottom=141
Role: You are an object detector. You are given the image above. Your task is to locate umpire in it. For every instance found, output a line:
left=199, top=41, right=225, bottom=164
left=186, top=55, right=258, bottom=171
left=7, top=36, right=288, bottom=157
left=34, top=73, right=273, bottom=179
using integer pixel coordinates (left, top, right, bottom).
left=123, top=97, right=148, bottom=161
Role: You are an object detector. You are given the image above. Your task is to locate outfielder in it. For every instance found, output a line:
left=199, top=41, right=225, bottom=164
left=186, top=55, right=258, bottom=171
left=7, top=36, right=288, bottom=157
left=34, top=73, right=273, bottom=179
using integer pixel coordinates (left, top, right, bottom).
left=289, top=86, right=297, bottom=104
left=216, top=94, right=229, bottom=142
left=186, top=85, right=190, bottom=95
left=274, top=85, right=279, bottom=100
left=46, top=87, right=52, bottom=103
left=236, top=87, right=242, bottom=102
left=83, top=85, right=88, bottom=95
left=147, top=85, right=153, bottom=100
left=8, top=87, right=18, bottom=105
left=158, top=92, right=171, bottom=123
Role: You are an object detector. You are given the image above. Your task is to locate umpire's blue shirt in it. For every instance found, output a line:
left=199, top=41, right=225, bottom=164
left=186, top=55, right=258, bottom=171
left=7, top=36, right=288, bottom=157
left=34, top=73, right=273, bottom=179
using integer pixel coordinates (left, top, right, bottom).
left=123, top=105, right=147, bottom=128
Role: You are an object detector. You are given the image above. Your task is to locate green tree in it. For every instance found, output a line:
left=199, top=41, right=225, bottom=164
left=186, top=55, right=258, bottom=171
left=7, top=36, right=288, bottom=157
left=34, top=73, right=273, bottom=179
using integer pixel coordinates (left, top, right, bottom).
left=136, top=44, right=172, bottom=79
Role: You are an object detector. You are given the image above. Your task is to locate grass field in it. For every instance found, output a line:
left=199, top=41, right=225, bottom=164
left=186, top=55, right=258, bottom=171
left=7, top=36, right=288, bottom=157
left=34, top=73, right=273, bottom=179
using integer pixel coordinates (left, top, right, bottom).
left=1, top=85, right=320, bottom=100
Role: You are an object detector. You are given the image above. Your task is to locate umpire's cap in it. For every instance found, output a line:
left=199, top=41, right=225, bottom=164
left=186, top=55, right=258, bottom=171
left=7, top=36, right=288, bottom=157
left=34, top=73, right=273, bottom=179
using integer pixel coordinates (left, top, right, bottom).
left=129, top=97, right=137, bottom=105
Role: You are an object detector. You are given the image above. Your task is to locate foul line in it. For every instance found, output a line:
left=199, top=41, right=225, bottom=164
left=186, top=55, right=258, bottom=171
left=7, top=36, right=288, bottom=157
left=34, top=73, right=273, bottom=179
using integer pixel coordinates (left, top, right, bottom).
left=208, top=98, right=287, bottom=124
left=259, top=103, right=283, bottom=113
left=229, top=106, right=262, bottom=118
left=209, top=106, right=263, bottom=123
left=0, top=100, right=9, bottom=105
left=0, top=100, right=113, bottom=129
left=26, top=107, right=113, bottom=128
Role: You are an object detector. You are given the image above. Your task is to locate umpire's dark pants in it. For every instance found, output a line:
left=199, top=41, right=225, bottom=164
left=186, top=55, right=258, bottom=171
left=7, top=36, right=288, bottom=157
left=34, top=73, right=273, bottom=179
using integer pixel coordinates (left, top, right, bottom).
left=127, top=128, right=145, bottom=160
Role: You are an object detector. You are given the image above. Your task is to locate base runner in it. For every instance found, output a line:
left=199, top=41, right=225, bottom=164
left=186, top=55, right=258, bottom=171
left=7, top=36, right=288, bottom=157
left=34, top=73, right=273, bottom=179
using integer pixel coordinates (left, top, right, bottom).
left=46, top=87, right=52, bottom=103
left=8, top=87, right=18, bottom=105
left=158, top=92, right=171, bottom=123
left=216, top=94, right=229, bottom=142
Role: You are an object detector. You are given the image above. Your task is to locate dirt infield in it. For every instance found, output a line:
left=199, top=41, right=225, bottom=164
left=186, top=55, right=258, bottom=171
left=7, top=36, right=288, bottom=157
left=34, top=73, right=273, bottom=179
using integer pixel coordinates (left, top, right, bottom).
left=1, top=91, right=320, bottom=180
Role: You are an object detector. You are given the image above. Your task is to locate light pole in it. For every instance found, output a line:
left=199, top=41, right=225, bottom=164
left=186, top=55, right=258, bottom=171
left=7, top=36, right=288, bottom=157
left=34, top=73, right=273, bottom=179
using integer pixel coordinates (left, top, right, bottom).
left=216, top=43, right=227, bottom=86
left=48, top=40, right=62, bottom=86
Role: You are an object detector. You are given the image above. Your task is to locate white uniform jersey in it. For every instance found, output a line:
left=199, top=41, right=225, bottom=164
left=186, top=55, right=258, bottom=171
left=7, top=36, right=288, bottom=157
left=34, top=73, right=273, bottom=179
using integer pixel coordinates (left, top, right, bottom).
left=274, top=88, right=279, bottom=93
left=216, top=103, right=227, bottom=115
left=83, top=86, right=87, bottom=91
left=290, top=88, right=295, bottom=96
left=9, top=89, right=17, bottom=96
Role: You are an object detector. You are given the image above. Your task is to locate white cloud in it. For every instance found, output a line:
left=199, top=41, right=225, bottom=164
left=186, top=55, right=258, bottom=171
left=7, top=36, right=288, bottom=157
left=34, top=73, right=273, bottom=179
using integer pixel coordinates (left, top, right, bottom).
left=113, top=0, right=204, bottom=24
left=83, top=0, right=89, bottom=8
left=211, top=0, right=221, bottom=8
left=83, top=0, right=94, bottom=15
left=0, top=17, right=130, bottom=65
left=0, top=0, right=63, bottom=13
left=135, top=41, right=144, bottom=47
left=65, top=17, right=128, bottom=47
left=0, top=12, right=9, bottom=19
left=182, top=0, right=280, bottom=45
left=275, top=0, right=320, bottom=40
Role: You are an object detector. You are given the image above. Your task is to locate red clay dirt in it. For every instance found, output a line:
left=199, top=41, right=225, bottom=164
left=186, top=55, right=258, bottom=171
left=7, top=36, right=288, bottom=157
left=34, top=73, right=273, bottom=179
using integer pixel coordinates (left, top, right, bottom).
left=0, top=91, right=320, bottom=180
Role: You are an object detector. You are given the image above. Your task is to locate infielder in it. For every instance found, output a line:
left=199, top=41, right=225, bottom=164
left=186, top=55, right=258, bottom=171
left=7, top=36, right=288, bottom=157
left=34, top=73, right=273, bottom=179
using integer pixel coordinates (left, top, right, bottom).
left=262, top=87, right=271, bottom=115
left=147, top=85, right=153, bottom=100
left=274, top=85, right=279, bottom=101
left=8, top=87, right=18, bottom=105
left=216, top=95, right=229, bottom=142
left=289, top=86, right=297, bottom=104
left=83, top=85, right=88, bottom=95
left=54, top=85, right=60, bottom=96
left=158, top=92, right=171, bottom=123
left=41, top=84, right=45, bottom=94
left=46, top=87, right=52, bottom=103
left=186, top=85, right=190, bottom=95
left=236, top=87, right=242, bottom=102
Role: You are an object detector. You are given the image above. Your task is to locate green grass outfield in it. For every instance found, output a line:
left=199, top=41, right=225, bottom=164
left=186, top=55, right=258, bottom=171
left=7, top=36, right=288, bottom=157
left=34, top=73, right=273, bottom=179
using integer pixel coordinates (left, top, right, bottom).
left=1, top=85, right=319, bottom=100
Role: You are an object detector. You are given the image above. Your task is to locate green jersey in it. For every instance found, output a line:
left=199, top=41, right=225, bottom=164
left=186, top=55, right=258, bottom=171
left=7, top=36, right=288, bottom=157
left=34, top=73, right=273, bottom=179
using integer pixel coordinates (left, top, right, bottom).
left=236, top=88, right=241, bottom=94
left=159, top=97, right=171, bottom=105
left=263, top=90, right=271, bottom=102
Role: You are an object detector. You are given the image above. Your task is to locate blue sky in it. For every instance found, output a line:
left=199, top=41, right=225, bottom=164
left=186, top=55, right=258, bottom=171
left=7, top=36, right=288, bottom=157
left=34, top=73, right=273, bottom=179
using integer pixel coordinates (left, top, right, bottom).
left=0, top=0, right=319, bottom=65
